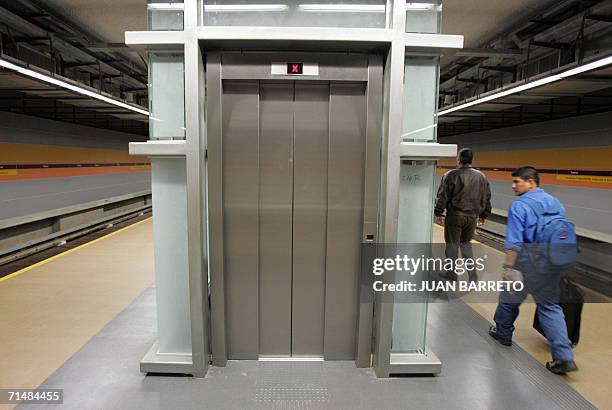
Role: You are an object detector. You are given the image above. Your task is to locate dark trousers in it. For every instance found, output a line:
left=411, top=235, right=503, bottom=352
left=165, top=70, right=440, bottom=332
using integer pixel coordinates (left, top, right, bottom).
left=444, top=214, right=477, bottom=261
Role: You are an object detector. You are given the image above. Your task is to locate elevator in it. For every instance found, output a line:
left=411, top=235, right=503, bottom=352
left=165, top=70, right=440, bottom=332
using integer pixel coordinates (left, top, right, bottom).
left=206, top=53, right=383, bottom=362
left=130, top=1, right=462, bottom=376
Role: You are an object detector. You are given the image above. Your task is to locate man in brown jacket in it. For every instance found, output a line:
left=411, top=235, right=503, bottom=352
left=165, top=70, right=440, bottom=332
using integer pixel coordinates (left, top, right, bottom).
left=435, top=148, right=492, bottom=280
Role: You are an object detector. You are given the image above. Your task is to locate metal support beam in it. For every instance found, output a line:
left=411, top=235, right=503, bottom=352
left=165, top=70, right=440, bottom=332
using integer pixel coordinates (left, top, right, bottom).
left=531, top=40, right=570, bottom=50
left=79, top=43, right=130, bottom=52
left=456, top=77, right=487, bottom=84
left=481, top=65, right=517, bottom=74
left=586, top=14, right=612, bottom=22
left=455, top=48, right=524, bottom=58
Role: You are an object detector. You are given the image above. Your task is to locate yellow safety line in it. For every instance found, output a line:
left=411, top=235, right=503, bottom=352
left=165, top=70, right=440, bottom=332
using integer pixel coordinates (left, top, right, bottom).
left=0, top=217, right=152, bottom=283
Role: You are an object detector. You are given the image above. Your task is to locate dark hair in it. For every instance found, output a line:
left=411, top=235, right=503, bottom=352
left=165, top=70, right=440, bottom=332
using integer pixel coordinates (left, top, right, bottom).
left=458, top=148, right=474, bottom=164
left=512, top=166, right=540, bottom=186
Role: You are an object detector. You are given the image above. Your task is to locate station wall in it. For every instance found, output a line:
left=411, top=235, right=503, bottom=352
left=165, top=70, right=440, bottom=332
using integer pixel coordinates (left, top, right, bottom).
left=438, top=111, right=612, bottom=235
left=0, top=111, right=150, bottom=221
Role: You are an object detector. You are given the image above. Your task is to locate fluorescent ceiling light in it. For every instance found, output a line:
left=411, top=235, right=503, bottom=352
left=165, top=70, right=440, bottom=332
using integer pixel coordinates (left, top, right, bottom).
left=0, top=58, right=149, bottom=116
left=401, top=123, right=437, bottom=139
left=299, top=4, right=386, bottom=12
left=405, top=2, right=440, bottom=11
left=438, top=55, right=612, bottom=116
left=204, top=4, right=288, bottom=12
left=147, top=3, right=185, bottom=10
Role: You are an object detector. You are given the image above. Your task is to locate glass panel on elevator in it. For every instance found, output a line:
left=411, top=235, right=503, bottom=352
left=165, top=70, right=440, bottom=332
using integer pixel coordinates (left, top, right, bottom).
left=148, top=53, right=186, bottom=140
left=200, top=0, right=386, bottom=28
left=392, top=160, right=435, bottom=354
left=402, top=56, right=440, bottom=142
left=405, top=0, right=442, bottom=33
left=148, top=1, right=185, bottom=30
left=391, top=53, right=441, bottom=355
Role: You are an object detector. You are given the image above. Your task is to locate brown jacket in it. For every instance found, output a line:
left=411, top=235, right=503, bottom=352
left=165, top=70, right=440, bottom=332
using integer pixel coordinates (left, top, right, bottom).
left=434, top=165, right=492, bottom=219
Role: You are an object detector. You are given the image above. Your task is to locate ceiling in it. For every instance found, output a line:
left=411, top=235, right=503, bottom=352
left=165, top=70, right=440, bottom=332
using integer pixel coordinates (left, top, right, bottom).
left=437, top=0, right=612, bottom=137
left=0, top=0, right=150, bottom=135
left=44, top=0, right=147, bottom=44
left=442, top=0, right=555, bottom=53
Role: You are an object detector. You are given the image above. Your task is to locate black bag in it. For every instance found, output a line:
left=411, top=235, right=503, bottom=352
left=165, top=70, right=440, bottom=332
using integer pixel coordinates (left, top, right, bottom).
left=533, top=277, right=583, bottom=347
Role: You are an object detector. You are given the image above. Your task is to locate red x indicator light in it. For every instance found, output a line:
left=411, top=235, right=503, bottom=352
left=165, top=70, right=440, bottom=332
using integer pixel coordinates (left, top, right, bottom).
left=287, top=63, right=304, bottom=75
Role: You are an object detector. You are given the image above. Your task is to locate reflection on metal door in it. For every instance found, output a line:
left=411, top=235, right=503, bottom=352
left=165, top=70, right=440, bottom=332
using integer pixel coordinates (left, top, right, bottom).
left=222, top=80, right=366, bottom=359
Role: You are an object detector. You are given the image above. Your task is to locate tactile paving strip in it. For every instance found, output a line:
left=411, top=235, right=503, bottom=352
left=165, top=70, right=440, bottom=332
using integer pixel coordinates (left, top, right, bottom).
left=253, top=362, right=331, bottom=405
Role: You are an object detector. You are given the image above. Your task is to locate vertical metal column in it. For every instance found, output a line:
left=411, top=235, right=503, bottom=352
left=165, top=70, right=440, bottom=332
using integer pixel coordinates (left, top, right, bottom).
left=206, top=52, right=227, bottom=366
left=355, top=55, right=383, bottom=368
left=184, top=0, right=209, bottom=376
left=373, top=0, right=407, bottom=378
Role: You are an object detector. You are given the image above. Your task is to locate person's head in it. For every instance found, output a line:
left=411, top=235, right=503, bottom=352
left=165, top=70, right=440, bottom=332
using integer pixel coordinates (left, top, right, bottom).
left=511, top=166, right=540, bottom=195
left=457, top=148, right=473, bottom=166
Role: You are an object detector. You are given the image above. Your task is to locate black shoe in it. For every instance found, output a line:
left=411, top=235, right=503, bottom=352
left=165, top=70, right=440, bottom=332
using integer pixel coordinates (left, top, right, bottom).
left=488, top=325, right=512, bottom=346
left=546, top=360, right=578, bottom=375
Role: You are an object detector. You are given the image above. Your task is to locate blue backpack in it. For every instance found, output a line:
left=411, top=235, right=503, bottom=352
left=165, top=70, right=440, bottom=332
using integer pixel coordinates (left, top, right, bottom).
left=518, top=196, right=577, bottom=273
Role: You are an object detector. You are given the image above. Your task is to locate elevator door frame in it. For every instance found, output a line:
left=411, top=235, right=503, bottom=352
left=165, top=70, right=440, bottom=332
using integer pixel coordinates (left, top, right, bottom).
left=206, top=52, right=383, bottom=367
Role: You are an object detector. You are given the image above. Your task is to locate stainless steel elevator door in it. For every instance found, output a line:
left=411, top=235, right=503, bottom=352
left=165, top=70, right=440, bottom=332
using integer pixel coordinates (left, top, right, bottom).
left=222, top=80, right=366, bottom=360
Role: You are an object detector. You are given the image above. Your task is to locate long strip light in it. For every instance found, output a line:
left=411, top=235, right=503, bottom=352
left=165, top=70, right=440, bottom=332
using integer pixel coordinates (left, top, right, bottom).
left=405, top=3, right=441, bottom=11
left=147, top=3, right=185, bottom=10
left=438, top=55, right=612, bottom=116
left=299, top=4, right=386, bottom=12
left=0, top=57, right=149, bottom=116
left=204, top=4, right=288, bottom=12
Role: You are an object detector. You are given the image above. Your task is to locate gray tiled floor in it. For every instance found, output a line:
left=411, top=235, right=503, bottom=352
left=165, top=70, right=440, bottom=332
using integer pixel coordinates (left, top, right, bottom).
left=21, top=288, right=595, bottom=410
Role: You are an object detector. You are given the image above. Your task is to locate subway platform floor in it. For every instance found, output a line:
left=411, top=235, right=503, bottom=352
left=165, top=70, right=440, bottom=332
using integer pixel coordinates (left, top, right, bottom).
left=20, top=286, right=594, bottom=410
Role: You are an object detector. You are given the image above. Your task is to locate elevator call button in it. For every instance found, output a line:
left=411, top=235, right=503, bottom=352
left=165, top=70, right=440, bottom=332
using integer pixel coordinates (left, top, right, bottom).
left=287, top=63, right=304, bottom=75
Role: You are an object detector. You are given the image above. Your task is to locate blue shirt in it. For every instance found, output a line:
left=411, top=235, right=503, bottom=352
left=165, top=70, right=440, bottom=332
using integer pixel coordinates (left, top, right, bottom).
left=504, top=189, right=566, bottom=259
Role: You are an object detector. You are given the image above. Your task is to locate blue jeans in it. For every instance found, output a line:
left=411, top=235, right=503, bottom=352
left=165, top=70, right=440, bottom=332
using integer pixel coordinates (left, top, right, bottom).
left=493, top=266, right=574, bottom=362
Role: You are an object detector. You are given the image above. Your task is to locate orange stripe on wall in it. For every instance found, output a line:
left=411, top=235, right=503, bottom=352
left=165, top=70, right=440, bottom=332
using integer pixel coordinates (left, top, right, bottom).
left=0, top=142, right=149, bottom=164
left=0, top=165, right=151, bottom=182
left=438, top=146, right=612, bottom=170
left=436, top=168, right=612, bottom=190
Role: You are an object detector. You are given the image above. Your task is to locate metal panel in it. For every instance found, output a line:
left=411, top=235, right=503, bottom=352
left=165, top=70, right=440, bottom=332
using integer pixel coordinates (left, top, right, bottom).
left=205, top=52, right=227, bottom=366
left=291, top=82, right=330, bottom=357
left=214, top=54, right=382, bottom=363
left=324, top=82, right=367, bottom=360
left=185, top=27, right=209, bottom=377
left=220, top=53, right=369, bottom=82
left=355, top=55, right=383, bottom=368
left=222, top=81, right=260, bottom=359
left=151, top=158, right=191, bottom=355
left=373, top=1, right=407, bottom=377
left=258, top=82, right=294, bottom=357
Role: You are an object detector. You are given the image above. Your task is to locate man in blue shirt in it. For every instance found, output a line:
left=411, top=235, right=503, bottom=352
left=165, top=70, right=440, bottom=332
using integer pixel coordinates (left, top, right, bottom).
left=488, top=166, right=577, bottom=375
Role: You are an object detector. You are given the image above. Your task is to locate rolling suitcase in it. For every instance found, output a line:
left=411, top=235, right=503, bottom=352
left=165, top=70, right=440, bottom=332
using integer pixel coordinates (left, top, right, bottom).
left=533, top=277, right=583, bottom=347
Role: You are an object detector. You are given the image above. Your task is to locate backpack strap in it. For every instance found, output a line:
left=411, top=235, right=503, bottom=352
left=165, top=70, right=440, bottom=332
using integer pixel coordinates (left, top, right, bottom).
left=517, top=195, right=544, bottom=217
left=518, top=195, right=562, bottom=216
